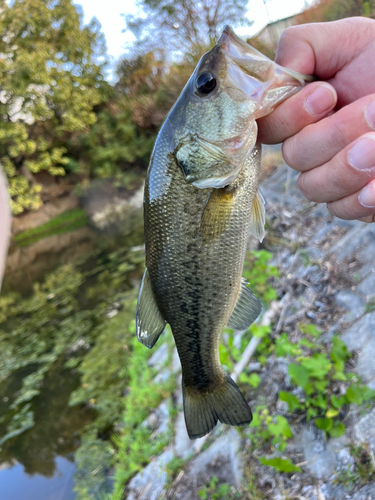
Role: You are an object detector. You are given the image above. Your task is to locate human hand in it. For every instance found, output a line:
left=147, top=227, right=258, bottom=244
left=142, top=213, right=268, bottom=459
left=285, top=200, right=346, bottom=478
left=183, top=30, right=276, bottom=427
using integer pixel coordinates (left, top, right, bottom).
left=257, top=17, right=375, bottom=223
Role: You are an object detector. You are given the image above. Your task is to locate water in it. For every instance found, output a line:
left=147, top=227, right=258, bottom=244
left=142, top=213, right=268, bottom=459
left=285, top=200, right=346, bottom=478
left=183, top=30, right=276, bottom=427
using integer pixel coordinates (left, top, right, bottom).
left=0, top=221, right=145, bottom=500
left=1, top=457, right=76, bottom=500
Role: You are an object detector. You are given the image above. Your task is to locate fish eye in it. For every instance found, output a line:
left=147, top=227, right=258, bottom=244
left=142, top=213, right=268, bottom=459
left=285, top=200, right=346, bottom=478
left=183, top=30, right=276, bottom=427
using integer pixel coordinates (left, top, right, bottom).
left=195, top=72, right=217, bottom=96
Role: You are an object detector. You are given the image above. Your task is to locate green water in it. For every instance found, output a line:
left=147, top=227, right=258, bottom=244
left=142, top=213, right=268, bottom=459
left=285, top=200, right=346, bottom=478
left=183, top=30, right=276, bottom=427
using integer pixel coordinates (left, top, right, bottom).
left=0, top=224, right=145, bottom=500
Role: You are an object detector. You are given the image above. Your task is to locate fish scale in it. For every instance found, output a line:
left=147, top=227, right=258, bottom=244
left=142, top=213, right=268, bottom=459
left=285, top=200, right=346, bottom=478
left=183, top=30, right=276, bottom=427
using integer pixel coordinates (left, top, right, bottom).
left=136, top=26, right=309, bottom=439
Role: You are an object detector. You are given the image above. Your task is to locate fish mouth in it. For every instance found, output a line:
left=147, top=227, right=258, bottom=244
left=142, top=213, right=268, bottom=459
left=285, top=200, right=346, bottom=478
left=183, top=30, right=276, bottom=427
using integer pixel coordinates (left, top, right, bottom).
left=216, top=25, right=312, bottom=114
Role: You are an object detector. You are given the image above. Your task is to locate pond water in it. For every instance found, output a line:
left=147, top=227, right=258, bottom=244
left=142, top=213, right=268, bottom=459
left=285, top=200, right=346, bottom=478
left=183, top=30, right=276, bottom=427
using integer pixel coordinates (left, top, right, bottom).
left=0, top=220, right=145, bottom=500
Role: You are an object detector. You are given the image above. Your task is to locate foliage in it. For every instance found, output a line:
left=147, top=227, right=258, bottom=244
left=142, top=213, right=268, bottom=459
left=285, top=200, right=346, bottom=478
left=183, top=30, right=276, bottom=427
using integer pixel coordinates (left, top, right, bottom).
left=0, top=242, right=144, bottom=450
left=110, top=334, right=175, bottom=500
left=297, top=0, right=375, bottom=23
left=198, top=476, right=241, bottom=500
left=0, top=0, right=106, bottom=213
left=258, top=457, right=301, bottom=473
left=12, top=208, right=88, bottom=247
left=242, top=250, right=279, bottom=304
left=275, top=328, right=375, bottom=438
left=125, top=0, right=251, bottom=59
left=250, top=407, right=292, bottom=452
left=336, top=444, right=375, bottom=490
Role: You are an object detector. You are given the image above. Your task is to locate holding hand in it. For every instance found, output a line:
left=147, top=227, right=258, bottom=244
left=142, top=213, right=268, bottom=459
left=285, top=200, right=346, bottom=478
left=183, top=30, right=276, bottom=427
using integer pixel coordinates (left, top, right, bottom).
left=257, top=17, right=375, bottom=223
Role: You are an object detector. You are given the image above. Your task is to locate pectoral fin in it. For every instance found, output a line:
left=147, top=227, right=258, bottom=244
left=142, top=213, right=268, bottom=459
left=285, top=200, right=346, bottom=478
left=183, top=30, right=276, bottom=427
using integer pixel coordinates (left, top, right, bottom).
left=249, top=190, right=266, bottom=242
left=200, top=187, right=236, bottom=241
left=226, top=278, right=262, bottom=331
left=136, top=268, right=166, bottom=349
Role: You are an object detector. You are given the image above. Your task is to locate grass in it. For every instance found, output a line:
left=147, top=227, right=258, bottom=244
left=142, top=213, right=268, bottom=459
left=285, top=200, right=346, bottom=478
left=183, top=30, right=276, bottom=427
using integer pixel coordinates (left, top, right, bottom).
left=12, top=208, right=88, bottom=248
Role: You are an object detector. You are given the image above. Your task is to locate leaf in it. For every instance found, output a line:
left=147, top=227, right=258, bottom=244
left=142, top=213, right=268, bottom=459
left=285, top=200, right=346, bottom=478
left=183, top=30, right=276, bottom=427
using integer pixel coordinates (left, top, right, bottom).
left=288, top=363, right=310, bottom=390
left=300, top=354, right=331, bottom=379
left=279, top=391, right=301, bottom=412
left=259, top=457, right=301, bottom=473
left=268, top=416, right=293, bottom=438
left=345, top=385, right=363, bottom=405
left=315, top=417, right=333, bottom=431
left=326, top=408, right=339, bottom=418
left=331, top=394, right=346, bottom=409
left=329, top=422, right=345, bottom=438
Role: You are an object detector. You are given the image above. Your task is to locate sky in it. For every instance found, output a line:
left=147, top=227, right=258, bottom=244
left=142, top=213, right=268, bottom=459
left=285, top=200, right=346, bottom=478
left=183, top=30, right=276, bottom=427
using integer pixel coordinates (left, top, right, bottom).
left=75, top=0, right=314, bottom=62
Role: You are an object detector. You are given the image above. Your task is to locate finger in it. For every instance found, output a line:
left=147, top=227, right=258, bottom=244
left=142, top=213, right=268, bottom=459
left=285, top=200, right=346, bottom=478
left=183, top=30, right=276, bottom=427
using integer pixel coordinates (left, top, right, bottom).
left=297, top=133, right=375, bottom=203
left=276, top=18, right=375, bottom=77
left=357, top=215, right=375, bottom=223
left=327, top=179, right=375, bottom=220
left=257, top=82, right=337, bottom=144
left=283, top=95, right=375, bottom=172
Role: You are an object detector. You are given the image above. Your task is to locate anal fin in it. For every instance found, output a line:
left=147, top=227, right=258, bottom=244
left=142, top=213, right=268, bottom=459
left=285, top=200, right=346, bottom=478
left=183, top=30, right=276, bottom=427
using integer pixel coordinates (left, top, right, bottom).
left=226, top=278, right=262, bottom=331
left=136, top=268, right=166, bottom=349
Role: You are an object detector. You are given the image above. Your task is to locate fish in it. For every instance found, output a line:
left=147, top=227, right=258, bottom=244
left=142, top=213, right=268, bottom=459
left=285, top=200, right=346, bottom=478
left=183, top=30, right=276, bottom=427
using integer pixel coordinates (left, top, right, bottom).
left=136, top=26, right=309, bottom=439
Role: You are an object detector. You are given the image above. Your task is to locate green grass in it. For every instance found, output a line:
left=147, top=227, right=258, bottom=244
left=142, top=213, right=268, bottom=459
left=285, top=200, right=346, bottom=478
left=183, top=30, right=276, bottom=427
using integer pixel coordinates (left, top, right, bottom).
left=12, top=208, right=88, bottom=248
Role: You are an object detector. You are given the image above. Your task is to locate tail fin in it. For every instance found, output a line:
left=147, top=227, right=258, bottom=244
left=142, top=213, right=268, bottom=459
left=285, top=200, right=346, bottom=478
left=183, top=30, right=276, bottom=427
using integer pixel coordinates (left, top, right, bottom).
left=182, top=374, right=253, bottom=439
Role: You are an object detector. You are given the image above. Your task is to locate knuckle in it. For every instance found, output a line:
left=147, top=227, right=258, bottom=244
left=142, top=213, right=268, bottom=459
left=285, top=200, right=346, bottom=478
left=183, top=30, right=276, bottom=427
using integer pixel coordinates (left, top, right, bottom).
left=282, top=137, right=299, bottom=170
left=297, top=172, right=314, bottom=201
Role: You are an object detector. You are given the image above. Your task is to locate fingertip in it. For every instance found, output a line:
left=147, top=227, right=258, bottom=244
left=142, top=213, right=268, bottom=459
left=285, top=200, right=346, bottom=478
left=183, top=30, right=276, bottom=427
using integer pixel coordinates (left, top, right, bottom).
left=304, top=83, right=337, bottom=117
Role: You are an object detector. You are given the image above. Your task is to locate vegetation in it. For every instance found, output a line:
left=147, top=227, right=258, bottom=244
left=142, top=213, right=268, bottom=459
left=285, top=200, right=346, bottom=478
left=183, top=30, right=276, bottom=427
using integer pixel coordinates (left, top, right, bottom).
left=12, top=208, right=88, bottom=247
left=125, top=0, right=251, bottom=58
left=297, top=0, right=375, bottom=23
left=0, top=0, right=106, bottom=214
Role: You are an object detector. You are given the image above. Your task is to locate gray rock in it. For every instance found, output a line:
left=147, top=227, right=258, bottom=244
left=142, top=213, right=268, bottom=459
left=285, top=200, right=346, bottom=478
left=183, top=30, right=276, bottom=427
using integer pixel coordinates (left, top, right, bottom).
left=127, top=448, right=174, bottom=500
left=354, top=407, right=375, bottom=452
left=334, top=290, right=365, bottom=321
left=167, top=429, right=243, bottom=500
left=357, top=268, right=375, bottom=302
left=330, top=224, right=375, bottom=262
left=294, top=424, right=348, bottom=480
left=341, top=312, right=375, bottom=387
left=148, top=343, right=169, bottom=371
left=322, top=482, right=375, bottom=500
left=174, top=412, right=195, bottom=459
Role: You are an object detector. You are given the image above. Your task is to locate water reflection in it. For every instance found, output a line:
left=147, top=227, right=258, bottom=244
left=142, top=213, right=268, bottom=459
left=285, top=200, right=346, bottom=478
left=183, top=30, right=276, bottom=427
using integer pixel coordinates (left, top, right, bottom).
left=0, top=364, right=95, bottom=480
left=0, top=456, right=76, bottom=500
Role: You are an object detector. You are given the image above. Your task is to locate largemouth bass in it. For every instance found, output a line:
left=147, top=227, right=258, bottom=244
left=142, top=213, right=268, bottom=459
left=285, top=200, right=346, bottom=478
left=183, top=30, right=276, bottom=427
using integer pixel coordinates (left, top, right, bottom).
left=136, top=26, right=308, bottom=439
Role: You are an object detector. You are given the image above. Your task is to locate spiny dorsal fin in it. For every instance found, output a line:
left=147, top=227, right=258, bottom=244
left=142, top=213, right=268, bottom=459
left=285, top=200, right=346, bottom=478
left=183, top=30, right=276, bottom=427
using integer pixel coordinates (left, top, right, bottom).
left=136, top=268, right=166, bottom=349
left=226, top=278, right=262, bottom=331
left=249, top=189, right=266, bottom=242
left=200, top=187, right=236, bottom=241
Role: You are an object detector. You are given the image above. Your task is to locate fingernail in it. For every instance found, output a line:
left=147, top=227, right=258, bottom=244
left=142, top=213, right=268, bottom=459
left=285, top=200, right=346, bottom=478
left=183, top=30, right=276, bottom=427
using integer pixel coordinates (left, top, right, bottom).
left=359, top=181, right=375, bottom=208
left=349, top=135, right=375, bottom=171
left=365, top=100, right=375, bottom=129
left=305, top=84, right=336, bottom=116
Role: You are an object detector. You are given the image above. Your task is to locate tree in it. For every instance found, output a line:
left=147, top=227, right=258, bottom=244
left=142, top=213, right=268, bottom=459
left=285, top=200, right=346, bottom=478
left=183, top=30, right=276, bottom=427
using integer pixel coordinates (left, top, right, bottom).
left=0, top=0, right=106, bottom=214
left=296, top=0, right=375, bottom=24
left=124, top=0, right=251, bottom=58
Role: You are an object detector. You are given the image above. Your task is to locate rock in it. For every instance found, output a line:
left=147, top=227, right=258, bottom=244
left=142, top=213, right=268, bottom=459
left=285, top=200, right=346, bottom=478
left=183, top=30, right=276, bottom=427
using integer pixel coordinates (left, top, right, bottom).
left=357, top=268, right=375, bottom=302
left=167, top=429, right=243, bottom=500
left=148, top=343, right=169, bottom=371
left=142, top=400, right=170, bottom=436
left=126, top=448, right=174, bottom=500
left=174, top=412, right=195, bottom=459
left=321, top=482, right=375, bottom=500
left=80, top=179, right=144, bottom=234
left=353, top=407, right=375, bottom=452
left=293, top=424, right=348, bottom=480
left=341, top=312, right=375, bottom=387
left=334, top=290, right=365, bottom=321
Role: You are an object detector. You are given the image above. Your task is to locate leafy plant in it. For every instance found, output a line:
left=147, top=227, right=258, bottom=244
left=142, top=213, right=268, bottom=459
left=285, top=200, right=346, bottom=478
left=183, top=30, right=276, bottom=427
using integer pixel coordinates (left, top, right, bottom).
left=275, top=327, right=375, bottom=437
left=198, top=476, right=241, bottom=500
